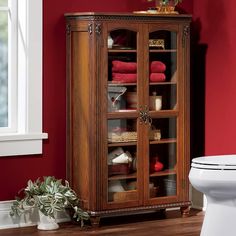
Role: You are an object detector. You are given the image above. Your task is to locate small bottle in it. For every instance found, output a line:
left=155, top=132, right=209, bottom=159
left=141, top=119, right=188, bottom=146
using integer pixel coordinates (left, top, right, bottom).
left=150, top=92, right=162, bottom=111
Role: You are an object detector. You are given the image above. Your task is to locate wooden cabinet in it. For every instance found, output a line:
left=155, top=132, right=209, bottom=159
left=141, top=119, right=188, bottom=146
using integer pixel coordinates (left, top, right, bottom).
left=65, top=12, right=191, bottom=224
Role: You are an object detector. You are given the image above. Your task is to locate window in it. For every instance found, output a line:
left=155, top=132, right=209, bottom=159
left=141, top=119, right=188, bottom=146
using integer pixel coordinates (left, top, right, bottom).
left=0, top=0, right=10, bottom=129
left=0, top=0, right=47, bottom=156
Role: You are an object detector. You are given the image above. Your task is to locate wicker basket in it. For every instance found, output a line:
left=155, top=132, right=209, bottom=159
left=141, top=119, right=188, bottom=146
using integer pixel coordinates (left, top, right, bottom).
left=113, top=190, right=138, bottom=202
left=108, top=131, right=137, bottom=143
left=108, top=128, right=160, bottom=142
left=149, top=127, right=161, bottom=141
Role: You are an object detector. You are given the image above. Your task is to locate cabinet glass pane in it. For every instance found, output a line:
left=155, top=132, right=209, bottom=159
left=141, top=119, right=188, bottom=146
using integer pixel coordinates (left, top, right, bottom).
left=149, top=30, right=177, bottom=111
left=107, top=29, right=138, bottom=112
left=150, top=174, right=177, bottom=198
left=149, top=84, right=176, bottom=111
left=107, top=118, right=138, bottom=202
left=148, top=118, right=177, bottom=198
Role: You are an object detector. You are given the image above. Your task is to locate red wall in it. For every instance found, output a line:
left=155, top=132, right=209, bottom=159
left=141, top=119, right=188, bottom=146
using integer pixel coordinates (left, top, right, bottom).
left=193, top=1, right=236, bottom=156
left=0, top=0, right=192, bottom=201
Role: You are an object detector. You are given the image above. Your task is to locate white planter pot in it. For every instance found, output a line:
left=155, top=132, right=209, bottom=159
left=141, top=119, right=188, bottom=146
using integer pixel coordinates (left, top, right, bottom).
left=37, top=211, right=59, bottom=230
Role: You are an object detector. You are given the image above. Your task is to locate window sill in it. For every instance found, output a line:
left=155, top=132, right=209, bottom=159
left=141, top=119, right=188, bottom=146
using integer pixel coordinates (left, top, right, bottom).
left=0, top=133, right=48, bottom=157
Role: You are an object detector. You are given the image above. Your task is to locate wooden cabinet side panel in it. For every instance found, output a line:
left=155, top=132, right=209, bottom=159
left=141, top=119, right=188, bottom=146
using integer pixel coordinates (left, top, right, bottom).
left=69, top=31, right=90, bottom=209
left=181, top=22, right=191, bottom=201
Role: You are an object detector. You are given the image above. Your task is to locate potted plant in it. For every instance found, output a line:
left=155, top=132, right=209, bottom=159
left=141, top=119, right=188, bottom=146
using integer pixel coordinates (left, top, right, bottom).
left=9, top=176, right=89, bottom=230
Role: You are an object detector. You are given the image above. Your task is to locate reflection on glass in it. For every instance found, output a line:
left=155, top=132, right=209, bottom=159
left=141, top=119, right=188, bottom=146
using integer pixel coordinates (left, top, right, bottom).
left=0, top=11, right=8, bottom=127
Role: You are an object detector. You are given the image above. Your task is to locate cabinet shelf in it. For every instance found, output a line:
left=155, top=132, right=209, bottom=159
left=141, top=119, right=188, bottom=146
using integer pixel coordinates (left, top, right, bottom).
left=108, top=82, right=137, bottom=86
left=108, top=169, right=176, bottom=181
left=150, top=81, right=177, bottom=85
left=149, top=49, right=177, bottom=53
left=108, top=142, right=137, bottom=147
left=108, top=138, right=176, bottom=146
left=107, top=111, right=138, bottom=119
left=107, top=110, right=178, bottom=119
left=108, top=81, right=177, bottom=86
left=150, top=138, right=176, bottom=145
left=108, top=172, right=137, bottom=180
left=108, top=49, right=137, bottom=53
left=150, top=169, right=176, bottom=177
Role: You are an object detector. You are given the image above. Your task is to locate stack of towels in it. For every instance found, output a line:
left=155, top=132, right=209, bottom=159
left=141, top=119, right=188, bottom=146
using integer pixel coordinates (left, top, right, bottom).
left=111, top=60, right=166, bottom=83
left=150, top=61, right=166, bottom=82
left=112, top=60, right=137, bottom=83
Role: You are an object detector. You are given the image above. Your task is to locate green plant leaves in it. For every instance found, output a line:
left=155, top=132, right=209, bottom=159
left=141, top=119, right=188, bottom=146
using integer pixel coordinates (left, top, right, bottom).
left=9, top=176, right=89, bottom=226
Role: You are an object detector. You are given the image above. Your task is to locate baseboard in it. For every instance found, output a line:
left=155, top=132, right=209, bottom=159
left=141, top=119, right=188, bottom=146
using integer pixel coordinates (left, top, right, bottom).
left=0, top=200, right=70, bottom=229
left=189, top=184, right=205, bottom=211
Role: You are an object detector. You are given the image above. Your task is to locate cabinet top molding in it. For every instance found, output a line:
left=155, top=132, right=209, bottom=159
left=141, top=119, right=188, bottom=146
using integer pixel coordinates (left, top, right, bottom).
left=64, top=12, right=192, bottom=20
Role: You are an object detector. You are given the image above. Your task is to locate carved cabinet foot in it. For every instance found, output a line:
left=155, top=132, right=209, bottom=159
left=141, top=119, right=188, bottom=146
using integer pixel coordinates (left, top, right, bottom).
left=90, top=216, right=101, bottom=227
left=180, top=206, right=190, bottom=217
left=159, top=208, right=166, bottom=218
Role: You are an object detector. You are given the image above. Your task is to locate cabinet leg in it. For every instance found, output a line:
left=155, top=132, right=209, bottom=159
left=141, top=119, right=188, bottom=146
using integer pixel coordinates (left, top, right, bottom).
left=90, top=216, right=101, bottom=227
left=180, top=206, right=190, bottom=217
left=159, top=208, right=166, bottom=218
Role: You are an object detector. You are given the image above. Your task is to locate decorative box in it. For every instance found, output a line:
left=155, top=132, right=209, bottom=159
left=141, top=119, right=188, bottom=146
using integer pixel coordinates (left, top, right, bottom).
left=108, top=163, right=131, bottom=176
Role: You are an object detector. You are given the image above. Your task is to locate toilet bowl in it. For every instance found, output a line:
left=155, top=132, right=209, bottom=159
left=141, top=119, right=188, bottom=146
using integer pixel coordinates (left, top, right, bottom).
left=189, top=155, right=236, bottom=236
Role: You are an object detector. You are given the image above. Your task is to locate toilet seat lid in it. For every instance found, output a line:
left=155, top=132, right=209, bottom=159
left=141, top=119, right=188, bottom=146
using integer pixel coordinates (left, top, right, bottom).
left=191, top=155, right=236, bottom=170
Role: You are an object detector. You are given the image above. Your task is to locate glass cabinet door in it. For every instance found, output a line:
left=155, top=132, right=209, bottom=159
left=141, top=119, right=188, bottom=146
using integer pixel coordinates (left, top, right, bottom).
left=106, top=28, right=140, bottom=205
left=147, top=29, right=178, bottom=200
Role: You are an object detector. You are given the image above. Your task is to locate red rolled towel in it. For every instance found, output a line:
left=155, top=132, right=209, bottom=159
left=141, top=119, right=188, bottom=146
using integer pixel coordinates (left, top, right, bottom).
left=112, top=60, right=137, bottom=73
left=150, top=73, right=166, bottom=82
left=150, top=61, right=166, bottom=73
left=112, top=73, right=137, bottom=83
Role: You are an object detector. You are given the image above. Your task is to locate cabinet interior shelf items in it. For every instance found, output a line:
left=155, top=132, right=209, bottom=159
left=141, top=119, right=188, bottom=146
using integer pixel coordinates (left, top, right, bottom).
left=65, top=12, right=191, bottom=226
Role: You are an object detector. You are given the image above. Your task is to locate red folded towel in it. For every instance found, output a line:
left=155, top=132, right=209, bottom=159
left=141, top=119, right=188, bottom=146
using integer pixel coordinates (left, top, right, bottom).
left=150, top=61, right=166, bottom=73
left=112, top=73, right=137, bottom=83
left=112, top=60, right=137, bottom=73
left=150, top=73, right=166, bottom=82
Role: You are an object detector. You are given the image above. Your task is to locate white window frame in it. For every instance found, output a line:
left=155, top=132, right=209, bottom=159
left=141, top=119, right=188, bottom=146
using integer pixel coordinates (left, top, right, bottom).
left=0, top=0, right=48, bottom=156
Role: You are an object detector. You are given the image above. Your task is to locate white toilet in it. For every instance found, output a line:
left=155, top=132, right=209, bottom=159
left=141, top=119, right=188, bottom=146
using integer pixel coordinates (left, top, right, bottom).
left=189, top=155, right=236, bottom=236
